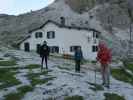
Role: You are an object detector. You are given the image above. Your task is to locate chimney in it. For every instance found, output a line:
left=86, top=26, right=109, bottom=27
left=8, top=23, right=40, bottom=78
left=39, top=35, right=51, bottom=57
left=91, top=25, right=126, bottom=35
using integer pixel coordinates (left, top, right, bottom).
left=60, top=17, right=65, bottom=25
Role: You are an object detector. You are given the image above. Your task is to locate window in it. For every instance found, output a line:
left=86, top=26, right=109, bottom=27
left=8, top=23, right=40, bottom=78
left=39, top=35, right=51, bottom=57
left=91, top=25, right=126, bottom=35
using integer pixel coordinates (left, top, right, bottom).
left=47, top=31, right=55, bottom=39
left=49, top=46, right=59, bottom=53
left=24, top=42, right=30, bottom=52
left=35, top=32, right=43, bottom=38
left=93, top=38, right=97, bottom=44
left=36, top=44, right=41, bottom=54
left=92, top=45, right=98, bottom=52
left=70, top=46, right=81, bottom=52
left=88, top=37, right=90, bottom=42
left=89, top=15, right=93, bottom=19
left=93, top=31, right=99, bottom=38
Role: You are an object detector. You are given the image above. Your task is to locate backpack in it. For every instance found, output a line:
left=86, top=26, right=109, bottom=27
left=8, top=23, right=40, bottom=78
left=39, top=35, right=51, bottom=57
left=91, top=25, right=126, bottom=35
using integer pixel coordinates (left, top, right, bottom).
left=40, top=45, right=49, bottom=57
left=42, top=45, right=47, bottom=51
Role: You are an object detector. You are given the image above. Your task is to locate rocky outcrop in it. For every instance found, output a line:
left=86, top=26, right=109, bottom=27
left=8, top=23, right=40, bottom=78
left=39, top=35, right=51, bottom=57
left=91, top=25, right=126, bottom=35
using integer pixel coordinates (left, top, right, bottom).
left=0, top=0, right=132, bottom=58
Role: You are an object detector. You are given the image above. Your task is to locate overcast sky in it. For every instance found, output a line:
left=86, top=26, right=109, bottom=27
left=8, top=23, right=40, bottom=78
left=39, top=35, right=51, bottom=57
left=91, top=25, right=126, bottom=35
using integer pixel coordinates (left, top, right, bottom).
left=0, top=0, right=55, bottom=15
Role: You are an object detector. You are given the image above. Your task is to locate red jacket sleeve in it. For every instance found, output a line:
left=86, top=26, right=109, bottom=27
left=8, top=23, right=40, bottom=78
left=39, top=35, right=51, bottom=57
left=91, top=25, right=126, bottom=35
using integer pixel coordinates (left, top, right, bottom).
left=97, top=50, right=101, bottom=61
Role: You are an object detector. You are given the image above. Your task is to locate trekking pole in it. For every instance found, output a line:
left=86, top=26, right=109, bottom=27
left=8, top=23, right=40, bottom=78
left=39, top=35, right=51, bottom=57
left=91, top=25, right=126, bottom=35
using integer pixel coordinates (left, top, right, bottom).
left=95, top=66, right=96, bottom=85
left=94, top=61, right=97, bottom=85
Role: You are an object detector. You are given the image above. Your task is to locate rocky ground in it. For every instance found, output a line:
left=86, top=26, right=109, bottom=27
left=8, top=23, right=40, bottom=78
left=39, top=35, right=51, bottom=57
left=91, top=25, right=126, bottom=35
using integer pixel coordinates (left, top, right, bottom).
left=0, top=48, right=133, bottom=100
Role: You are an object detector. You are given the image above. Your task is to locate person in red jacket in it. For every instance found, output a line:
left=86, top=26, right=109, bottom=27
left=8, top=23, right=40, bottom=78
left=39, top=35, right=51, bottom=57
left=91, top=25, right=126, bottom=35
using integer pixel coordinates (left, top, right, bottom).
left=97, top=41, right=111, bottom=88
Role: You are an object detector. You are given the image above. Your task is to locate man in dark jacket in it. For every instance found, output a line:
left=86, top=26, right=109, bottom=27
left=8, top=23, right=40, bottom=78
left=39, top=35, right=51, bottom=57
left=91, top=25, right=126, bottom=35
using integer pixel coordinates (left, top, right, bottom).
left=40, top=41, right=50, bottom=70
left=74, top=47, right=83, bottom=72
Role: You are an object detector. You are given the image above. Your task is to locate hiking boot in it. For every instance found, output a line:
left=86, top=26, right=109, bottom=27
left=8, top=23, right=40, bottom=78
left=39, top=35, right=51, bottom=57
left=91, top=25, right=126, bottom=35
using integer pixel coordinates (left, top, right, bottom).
left=105, top=85, right=110, bottom=89
left=46, top=66, right=48, bottom=70
left=76, top=70, right=80, bottom=73
left=102, top=82, right=105, bottom=85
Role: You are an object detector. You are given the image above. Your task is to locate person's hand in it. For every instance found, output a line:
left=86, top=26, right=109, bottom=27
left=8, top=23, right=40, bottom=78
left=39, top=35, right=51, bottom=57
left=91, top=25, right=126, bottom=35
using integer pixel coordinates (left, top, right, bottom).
left=108, top=60, right=111, bottom=64
left=96, top=57, right=99, bottom=61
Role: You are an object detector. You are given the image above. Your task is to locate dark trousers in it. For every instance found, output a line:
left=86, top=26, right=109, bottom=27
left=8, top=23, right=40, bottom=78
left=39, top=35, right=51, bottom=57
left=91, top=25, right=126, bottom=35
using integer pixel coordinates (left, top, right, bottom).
left=41, top=56, right=48, bottom=70
left=75, top=60, right=81, bottom=72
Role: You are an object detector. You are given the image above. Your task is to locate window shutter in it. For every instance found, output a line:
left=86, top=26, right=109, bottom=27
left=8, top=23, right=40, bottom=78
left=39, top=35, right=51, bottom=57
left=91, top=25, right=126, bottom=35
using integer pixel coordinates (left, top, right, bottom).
left=88, top=37, right=90, bottom=42
left=47, top=31, right=55, bottom=39
left=47, top=32, right=50, bottom=39
left=96, top=33, right=99, bottom=38
left=53, top=32, right=55, bottom=38
left=96, top=46, right=98, bottom=52
left=93, top=31, right=96, bottom=38
left=39, top=32, right=43, bottom=38
left=35, top=33, right=38, bottom=38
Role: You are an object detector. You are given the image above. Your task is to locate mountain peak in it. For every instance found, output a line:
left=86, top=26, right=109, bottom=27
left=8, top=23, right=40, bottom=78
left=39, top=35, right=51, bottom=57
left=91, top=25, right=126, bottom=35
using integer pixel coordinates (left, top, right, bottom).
left=0, top=0, right=132, bottom=57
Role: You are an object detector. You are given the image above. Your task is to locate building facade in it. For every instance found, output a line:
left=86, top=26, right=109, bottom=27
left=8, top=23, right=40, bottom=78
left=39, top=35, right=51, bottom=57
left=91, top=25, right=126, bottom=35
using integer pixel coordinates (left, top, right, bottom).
left=19, top=20, right=100, bottom=60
